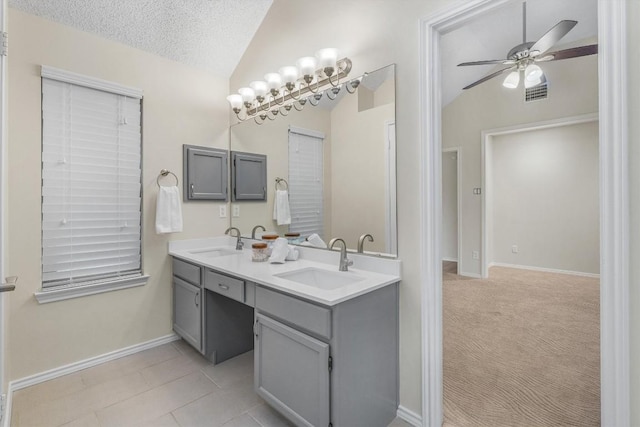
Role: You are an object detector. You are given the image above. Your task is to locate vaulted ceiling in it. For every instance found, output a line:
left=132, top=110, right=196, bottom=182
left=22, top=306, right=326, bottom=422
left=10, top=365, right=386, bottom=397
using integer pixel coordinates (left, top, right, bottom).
left=8, top=0, right=273, bottom=78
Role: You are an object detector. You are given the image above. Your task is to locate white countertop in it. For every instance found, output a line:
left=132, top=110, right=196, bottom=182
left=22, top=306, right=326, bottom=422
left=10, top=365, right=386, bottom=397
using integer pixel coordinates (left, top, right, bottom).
left=168, top=237, right=401, bottom=306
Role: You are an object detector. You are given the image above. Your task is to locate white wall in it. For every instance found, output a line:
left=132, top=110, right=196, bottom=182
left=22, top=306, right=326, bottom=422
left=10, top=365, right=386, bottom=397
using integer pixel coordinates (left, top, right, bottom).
left=442, top=47, right=599, bottom=277
left=6, top=8, right=230, bottom=381
left=442, top=151, right=458, bottom=261
left=489, top=121, right=599, bottom=274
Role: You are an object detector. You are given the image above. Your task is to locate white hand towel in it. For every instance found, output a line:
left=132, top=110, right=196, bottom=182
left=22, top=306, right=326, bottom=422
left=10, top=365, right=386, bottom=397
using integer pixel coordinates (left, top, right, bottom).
left=286, top=245, right=299, bottom=261
left=272, top=190, right=291, bottom=225
left=269, top=238, right=289, bottom=264
left=307, top=233, right=327, bottom=249
left=156, top=186, right=183, bottom=234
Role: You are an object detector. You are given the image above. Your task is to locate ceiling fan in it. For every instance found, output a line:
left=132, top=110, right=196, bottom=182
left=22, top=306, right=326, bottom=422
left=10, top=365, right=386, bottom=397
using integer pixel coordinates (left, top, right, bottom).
left=458, top=1, right=598, bottom=90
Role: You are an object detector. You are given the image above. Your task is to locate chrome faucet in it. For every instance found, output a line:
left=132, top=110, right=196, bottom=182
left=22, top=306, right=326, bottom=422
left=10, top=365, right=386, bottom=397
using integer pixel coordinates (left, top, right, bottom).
left=225, top=227, right=244, bottom=250
left=357, top=234, right=374, bottom=253
left=251, top=225, right=266, bottom=239
left=328, top=238, right=354, bottom=272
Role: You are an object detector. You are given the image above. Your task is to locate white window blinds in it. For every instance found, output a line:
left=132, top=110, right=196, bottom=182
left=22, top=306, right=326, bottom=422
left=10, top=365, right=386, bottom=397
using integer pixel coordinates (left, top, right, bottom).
left=288, top=127, right=324, bottom=239
left=41, top=70, right=143, bottom=288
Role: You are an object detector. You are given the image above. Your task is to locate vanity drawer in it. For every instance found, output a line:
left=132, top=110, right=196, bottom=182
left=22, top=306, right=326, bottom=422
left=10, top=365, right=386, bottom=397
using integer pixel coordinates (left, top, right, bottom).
left=173, top=258, right=201, bottom=285
left=255, top=286, right=331, bottom=340
left=205, top=269, right=245, bottom=303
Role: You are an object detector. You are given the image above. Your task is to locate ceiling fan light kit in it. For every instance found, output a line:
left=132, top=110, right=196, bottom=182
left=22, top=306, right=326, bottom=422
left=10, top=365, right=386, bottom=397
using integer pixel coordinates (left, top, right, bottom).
left=459, top=1, right=598, bottom=92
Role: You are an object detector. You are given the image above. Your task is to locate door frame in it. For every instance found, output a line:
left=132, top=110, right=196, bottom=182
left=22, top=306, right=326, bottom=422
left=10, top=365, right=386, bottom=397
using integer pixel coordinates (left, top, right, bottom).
left=0, top=0, right=7, bottom=410
left=480, top=113, right=599, bottom=279
left=419, top=1, right=628, bottom=426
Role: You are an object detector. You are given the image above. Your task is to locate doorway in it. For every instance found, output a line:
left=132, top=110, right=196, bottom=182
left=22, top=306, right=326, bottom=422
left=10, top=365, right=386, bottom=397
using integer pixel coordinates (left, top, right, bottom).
left=419, top=1, right=629, bottom=426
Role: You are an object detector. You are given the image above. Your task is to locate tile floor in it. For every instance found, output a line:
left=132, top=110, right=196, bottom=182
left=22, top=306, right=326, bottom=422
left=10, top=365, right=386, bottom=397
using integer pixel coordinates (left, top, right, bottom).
left=11, top=339, right=412, bottom=427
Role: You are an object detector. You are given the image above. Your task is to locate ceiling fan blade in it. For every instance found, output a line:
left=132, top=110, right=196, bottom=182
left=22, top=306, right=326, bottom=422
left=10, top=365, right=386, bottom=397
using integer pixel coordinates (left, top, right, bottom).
left=462, top=66, right=514, bottom=90
left=529, top=20, right=578, bottom=57
left=458, top=59, right=514, bottom=67
left=538, top=44, right=598, bottom=61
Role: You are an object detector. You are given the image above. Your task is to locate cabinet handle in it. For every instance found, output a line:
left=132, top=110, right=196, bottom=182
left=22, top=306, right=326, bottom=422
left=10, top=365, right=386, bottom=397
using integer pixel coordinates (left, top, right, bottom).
left=195, top=291, right=199, bottom=307
left=190, top=183, right=194, bottom=197
left=218, top=283, right=229, bottom=291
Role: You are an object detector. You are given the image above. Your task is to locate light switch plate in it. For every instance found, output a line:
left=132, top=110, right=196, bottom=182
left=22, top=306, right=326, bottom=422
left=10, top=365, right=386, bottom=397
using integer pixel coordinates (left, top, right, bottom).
left=219, top=205, right=227, bottom=218
left=232, top=205, right=240, bottom=217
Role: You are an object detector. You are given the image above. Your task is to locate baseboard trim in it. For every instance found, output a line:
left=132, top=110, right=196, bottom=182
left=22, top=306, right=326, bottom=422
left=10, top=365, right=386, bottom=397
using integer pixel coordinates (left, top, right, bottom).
left=397, top=405, right=422, bottom=426
left=10, top=333, right=180, bottom=393
left=442, top=257, right=458, bottom=263
left=489, top=262, right=600, bottom=279
left=3, top=333, right=180, bottom=427
left=458, top=271, right=482, bottom=279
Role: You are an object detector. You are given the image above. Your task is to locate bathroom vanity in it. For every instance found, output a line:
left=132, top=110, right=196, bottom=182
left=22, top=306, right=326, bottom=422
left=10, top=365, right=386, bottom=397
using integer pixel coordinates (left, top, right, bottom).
left=169, top=237, right=401, bottom=427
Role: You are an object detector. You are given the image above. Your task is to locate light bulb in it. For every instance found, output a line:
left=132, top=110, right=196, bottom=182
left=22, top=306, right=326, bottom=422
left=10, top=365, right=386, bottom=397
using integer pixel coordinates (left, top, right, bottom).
left=249, top=81, right=268, bottom=101
left=296, top=56, right=318, bottom=81
left=238, top=87, right=255, bottom=106
left=264, top=72, right=282, bottom=95
left=502, top=71, right=520, bottom=89
left=316, top=48, right=338, bottom=76
left=226, top=94, right=243, bottom=111
left=525, top=64, right=543, bottom=82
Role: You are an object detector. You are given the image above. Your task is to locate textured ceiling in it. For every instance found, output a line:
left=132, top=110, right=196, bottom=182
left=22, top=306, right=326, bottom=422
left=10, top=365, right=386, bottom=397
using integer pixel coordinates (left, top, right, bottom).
left=8, top=0, right=273, bottom=78
left=440, top=0, right=598, bottom=106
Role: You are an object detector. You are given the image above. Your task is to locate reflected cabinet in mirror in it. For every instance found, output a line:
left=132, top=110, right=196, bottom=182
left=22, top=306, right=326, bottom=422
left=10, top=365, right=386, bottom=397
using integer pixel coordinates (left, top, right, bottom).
left=230, top=64, right=396, bottom=256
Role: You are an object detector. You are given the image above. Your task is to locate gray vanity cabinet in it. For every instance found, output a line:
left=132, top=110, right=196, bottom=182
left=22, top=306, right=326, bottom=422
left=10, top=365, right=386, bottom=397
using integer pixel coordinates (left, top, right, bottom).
left=254, top=284, right=399, bottom=427
left=255, top=313, right=330, bottom=427
left=172, top=258, right=203, bottom=353
left=183, top=145, right=228, bottom=201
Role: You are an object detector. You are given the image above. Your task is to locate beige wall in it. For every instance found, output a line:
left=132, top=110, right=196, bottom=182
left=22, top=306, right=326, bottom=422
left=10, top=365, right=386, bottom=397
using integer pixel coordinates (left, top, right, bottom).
left=6, top=8, right=229, bottom=381
left=442, top=50, right=598, bottom=277
left=442, top=151, right=458, bottom=261
left=490, top=122, right=599, bottom=274
left=628, top=0, right=640, bottom=425
left=330, top=85, right=394, bottom=252
left=230, top=0, right=452, bottom=413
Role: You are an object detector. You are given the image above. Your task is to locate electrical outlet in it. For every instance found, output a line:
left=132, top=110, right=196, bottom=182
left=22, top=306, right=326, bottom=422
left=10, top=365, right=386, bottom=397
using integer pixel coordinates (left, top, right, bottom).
left=472, top=251, right=479, bottom=260
left=232, top=205, right=240, bottom=218
left=219, top=205, right=227, bottom=218
left=512, top=245, right=518, bottom=254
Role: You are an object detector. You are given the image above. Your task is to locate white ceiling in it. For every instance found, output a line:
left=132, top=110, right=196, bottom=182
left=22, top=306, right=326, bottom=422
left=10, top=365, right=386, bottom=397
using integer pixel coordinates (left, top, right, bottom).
left=8, top=0, right=273, bottom=78
left=440, top=0, right=598, bottom=106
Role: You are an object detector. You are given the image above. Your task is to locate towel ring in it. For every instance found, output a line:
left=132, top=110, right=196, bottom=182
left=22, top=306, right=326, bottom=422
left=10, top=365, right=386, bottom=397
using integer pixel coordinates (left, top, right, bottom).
left=275, top=177, right=289, bottom=191
left=157, top=169, right=179, bottom=188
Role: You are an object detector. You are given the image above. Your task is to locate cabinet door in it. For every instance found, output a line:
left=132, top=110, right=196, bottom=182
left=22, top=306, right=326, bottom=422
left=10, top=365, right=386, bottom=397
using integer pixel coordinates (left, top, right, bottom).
left=183, top=145, right=228, bottom=201
left=173, top=277, right=202, bottom=351
left=255, top=313, right=330, bottom=427
left=231, top=151, right=267, bottom=201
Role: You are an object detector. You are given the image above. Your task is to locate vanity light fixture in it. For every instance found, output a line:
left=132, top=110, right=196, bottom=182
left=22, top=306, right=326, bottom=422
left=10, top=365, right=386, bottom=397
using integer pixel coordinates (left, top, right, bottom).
left=226, top=48, right=361, bottom=125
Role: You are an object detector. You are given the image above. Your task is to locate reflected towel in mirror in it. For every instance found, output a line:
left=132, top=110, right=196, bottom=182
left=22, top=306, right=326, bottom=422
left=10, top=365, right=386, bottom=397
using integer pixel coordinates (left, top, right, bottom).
left=273, top=190, right=291, bottom=225
left=156, top=186, right=183, bottom=234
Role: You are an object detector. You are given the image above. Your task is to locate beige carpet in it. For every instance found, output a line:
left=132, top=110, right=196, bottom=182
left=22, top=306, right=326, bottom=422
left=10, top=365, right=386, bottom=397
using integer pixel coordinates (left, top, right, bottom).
left=443, top=264, right=600, bottom=427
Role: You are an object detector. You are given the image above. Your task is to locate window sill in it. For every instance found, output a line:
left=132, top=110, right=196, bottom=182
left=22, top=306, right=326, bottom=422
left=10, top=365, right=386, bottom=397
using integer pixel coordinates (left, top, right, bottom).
left=34, top=275, right=150, bottom=304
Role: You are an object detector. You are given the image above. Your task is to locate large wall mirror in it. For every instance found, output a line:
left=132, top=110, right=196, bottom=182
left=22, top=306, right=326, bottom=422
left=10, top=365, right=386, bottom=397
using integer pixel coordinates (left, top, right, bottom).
left=230, top=64, right=396, bottom=256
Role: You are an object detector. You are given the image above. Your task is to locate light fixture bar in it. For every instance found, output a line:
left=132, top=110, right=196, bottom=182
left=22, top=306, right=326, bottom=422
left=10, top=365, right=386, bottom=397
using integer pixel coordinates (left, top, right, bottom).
left=246, top=57, right=352, bottom=116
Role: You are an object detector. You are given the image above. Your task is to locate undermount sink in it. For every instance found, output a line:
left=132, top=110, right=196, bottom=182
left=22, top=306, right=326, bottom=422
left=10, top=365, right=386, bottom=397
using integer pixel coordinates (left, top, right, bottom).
left=188, top=247, right=240, bottom=258
left=274, top=267, right=365, bottom=290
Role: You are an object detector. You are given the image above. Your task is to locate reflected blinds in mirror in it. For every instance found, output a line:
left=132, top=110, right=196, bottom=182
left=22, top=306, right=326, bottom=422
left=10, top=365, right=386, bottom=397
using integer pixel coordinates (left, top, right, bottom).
left=288, top=127, right=324, bottom=239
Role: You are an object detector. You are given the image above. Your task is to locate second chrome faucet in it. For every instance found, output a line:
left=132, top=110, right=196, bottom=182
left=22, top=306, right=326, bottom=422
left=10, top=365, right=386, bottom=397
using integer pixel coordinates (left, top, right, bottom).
left=328, top=238, right=353, bottom=271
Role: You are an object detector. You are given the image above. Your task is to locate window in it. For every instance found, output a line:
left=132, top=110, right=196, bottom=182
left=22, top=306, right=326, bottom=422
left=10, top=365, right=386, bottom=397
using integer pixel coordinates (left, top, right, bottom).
left=288, top=126, right=324, bottom=239
left=38, top=66, right=147, bottom=303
